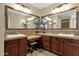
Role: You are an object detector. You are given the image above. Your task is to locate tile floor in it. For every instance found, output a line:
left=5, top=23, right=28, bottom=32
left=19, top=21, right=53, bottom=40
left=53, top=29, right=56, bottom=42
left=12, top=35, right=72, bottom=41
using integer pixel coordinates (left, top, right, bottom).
left=27, top=49, right=57, bottom=56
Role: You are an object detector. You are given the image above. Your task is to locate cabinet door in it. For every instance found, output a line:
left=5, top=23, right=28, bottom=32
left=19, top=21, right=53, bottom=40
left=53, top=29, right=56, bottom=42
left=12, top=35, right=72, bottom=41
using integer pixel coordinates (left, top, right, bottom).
left=5, top=44, right=18, bottom=56
left=19, top=37, right=28, bottom=56
left=5, top=40, right=18, bottom=56
left=51, top=37, right=65, bottom=55
left=57, top=39, right=64, bottom=55
left=42, top=40, right=50, bottom=50
left=51, top=37, right=58, bottom=53
left=41, top=36, right=50, bottom=51
left=64, top=43, right=79, bottom=56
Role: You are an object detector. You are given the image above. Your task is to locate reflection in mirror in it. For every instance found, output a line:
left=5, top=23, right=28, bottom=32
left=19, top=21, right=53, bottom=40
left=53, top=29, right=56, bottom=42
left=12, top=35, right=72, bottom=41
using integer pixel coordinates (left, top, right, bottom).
left=40, top=17, right=53, bottom=29
left=41, top=9, right=77, bottom=29
left=6, top=6, right=40, bottom=29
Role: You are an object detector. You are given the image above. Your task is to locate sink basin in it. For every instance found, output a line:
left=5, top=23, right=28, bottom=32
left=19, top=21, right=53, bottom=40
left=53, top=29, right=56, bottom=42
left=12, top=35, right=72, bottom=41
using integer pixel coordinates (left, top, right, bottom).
left=6, top=34, right=26, bottom=38
left=57, top=34, right=74, bottom=37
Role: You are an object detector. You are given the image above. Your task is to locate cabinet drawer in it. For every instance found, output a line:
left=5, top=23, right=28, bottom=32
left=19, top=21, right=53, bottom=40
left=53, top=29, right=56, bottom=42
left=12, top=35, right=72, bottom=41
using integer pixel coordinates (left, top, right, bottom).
left=19, top=38, right=27, bottom=44
left=41, top=36, right=50, bottom=42
left=5, top=40, right=18, bottom=46
left=68, top=39, right=79, bottom=45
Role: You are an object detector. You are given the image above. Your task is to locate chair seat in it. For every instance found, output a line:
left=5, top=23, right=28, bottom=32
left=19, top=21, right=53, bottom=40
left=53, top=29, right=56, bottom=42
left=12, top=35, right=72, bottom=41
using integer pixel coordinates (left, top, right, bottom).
left=28, top=41, right=38, bottom=53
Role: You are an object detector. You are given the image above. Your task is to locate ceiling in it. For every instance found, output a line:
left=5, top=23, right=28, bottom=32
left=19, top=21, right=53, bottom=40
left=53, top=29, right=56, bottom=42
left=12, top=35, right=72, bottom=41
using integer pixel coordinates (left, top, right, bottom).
left=29, top=3, right=60, bottom=9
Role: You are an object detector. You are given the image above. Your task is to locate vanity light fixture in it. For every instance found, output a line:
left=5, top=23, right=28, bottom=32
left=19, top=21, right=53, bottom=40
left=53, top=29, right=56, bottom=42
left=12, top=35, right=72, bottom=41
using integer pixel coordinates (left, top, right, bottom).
left=13, top=4, right=21, bottom=10
left=14, top=3, right=31, bottom=13
left=23, top=8, right=31, bottom=13
left=51, top=3, right=71, bottom=14
left=27, top=17, right=35, bottom=21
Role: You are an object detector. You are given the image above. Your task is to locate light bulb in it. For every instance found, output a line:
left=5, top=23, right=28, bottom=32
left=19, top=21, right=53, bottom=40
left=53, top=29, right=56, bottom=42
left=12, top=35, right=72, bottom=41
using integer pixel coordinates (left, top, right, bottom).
left=27, top=17, right=34, bottom=20
left=52, top=9, right=55, bottom=14
left=20, top=6, right=24, bottom=11
left=56, top=8, right=59, bottom=13
left=65, top=4, right=70, bottom=10
left=26, top=8, right=31, bottom=13
left=22, top=8, right=31, bottom=13
left=13, top=4, right=20, bottom=10
left=59, top=4, right=65, bottom=12
left=13, top=4, right=31, bottom=13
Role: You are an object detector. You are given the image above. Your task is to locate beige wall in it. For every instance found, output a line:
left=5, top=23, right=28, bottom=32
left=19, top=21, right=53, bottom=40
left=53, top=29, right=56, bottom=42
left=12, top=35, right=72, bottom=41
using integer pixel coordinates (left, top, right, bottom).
left=0, top=4, right=5, bottom=56
left=40, top=4, right=60, bottom=16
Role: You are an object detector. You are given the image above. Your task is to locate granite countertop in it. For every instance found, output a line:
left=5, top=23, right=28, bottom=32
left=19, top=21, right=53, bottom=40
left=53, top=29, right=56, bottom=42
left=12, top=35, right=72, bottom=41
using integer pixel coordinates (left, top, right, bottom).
left=36, top=33, right=79, bottom=40
left=27, top=35, right=41, bottom=40
left=5, top=34, right=27, bottom=41
left=5, top=34, right=41, bottom=41
left=5, top=33, right=79, bottom=41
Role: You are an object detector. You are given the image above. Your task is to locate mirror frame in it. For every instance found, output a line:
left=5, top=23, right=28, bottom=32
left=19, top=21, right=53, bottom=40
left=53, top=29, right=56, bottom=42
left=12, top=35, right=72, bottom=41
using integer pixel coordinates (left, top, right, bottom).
left=41, top=7, right=78, bottom=30
left=5, top=5, right=40, bottom=30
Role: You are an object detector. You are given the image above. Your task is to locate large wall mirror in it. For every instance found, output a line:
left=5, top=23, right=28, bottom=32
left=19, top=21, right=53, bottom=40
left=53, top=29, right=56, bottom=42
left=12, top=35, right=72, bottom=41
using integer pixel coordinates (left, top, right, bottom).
left=5, top=5, right=40, bottom=30
left=41, top=8, right=78, bottom=29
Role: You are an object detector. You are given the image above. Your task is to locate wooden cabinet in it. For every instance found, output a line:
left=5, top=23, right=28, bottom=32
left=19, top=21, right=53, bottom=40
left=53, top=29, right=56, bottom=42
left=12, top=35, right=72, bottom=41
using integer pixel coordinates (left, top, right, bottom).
left=4, top=37, right=28, bottom=56
left=51, top=37, right=79, bottom=56
left=41, top=35, right=50, bottom=42
left=56, top=38, right=64, bottom=55
left=64, top=39, right=79, bottom=56
left=42, top=40, right=50, bottom=50
left=5, top=40, right=18, bottom=56
left=51, top=37, right=58, bottom=53
left=41, top=35, right=79, bottom=56
left=41, top=35, right=51, bottom=51
left=51, top=37, right=65, bottom=55
left=19, top=38, right=28, bottom=56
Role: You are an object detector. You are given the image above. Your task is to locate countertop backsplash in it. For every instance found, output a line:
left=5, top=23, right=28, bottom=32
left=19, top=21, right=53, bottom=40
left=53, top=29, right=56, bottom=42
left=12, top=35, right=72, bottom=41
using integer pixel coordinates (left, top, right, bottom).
left=4, top=30, right=79, bottom=37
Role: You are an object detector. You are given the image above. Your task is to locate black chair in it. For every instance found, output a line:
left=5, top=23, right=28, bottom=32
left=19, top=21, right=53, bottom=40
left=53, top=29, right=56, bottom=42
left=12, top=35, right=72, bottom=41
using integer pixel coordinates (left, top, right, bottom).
left=28, top=41, right=39, bottom=53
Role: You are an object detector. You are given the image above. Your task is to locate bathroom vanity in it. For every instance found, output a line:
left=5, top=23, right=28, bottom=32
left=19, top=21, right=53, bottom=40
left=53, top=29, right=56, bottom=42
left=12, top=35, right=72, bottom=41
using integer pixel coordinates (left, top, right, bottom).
left=38, top=33, right=79, bottom=56
left=4, top=34, right=28, bottom=56
left=4, top=33, right=79, bottom=56
left=4, top=34, right=41, bottom=56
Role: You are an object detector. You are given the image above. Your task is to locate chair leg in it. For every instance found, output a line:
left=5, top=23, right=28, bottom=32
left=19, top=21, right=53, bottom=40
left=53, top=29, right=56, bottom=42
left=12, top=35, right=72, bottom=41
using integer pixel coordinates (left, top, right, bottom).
left=28, top=47, right=34, bottom=53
